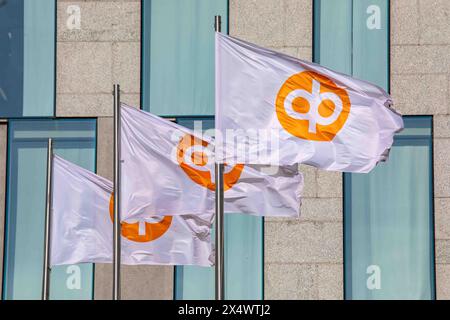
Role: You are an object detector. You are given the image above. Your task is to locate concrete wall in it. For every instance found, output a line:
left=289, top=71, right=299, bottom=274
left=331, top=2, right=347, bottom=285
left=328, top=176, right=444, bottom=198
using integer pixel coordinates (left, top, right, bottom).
left=391, top=0, right=450, bottom=300
left=230, top=0, right=343, bottom=300
left=56, top=0, right=173, bottom=300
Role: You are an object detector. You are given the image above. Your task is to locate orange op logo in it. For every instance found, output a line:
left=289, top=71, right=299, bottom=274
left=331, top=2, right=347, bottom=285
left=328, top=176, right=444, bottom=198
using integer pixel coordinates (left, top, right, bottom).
left=275, top=71, right=351, bottom=141
left=109, top=194, right=172, bottom=243
left=176, top=134, right=244, bottom=191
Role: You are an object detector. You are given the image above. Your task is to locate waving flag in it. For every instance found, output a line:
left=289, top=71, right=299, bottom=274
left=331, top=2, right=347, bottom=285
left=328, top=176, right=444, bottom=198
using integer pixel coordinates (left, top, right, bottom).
left=51, top=155, right=214, bottom=267
left=120, top=105, right=303, bottom=221
left=215, top=33, right=403, bottom=173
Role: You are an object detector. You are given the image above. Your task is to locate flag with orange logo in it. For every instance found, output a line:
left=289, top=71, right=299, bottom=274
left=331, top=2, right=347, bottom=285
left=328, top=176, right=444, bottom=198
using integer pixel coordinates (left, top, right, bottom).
left=51, top=155, right=213, bottom=267
left=120, top=105, right=303, bottom=221
left=215, top=33, right=404, bottom=173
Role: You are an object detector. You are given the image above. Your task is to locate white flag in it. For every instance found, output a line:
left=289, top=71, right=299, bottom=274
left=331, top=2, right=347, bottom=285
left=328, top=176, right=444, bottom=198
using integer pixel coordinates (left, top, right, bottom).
left=215, top=33, right=404, bottom=173
left=120, top=105, right=303, bottom=221
left=51, top=155, right=214, bottom=267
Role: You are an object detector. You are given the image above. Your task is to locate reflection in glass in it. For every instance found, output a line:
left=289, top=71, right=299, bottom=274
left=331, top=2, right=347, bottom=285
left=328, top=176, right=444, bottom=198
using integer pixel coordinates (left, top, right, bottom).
left=0, top=0, right=55, bottom=117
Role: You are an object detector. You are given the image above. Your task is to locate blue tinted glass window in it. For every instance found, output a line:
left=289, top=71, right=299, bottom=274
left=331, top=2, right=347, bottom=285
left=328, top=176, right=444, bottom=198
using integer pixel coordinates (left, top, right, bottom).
left=0, top=0, right=55, bottom=117
left=344, top=117, right=435, bottom=299
left=3, top=119, right=96, bottom=300
left=142, top=0, right=228, bottom=116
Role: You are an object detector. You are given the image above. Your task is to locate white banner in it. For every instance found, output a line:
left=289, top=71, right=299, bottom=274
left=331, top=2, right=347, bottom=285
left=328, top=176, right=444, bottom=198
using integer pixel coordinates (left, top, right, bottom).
left=51, top=155, right=214, bottom=267
left=215, top=33, right=404, bottom=173
left=120, top=105, right=303, bottom=221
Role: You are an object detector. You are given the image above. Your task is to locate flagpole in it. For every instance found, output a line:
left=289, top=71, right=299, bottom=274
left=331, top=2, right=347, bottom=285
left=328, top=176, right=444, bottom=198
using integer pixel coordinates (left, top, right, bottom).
left=113, top=84, right=122, bottom=300
left=42, top=138, right=53, bottom=300
left=214, top=15, right=225, bottom=301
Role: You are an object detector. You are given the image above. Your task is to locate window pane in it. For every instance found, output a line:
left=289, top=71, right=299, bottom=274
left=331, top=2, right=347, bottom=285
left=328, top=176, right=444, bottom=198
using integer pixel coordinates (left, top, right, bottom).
left=0, top=0, right=55, bottom=117
left=3, top=119, right=96, bottom=300
left=344, top=117, right=435, bottom=299
left=173, top=118, right=263, bottom=300
left=352, top=0, right=389, bottom=89
left=142, top=0, right=228, bottom=116
left=313, top=0, right=352, bottom=73
left=314, top=0, right=389, bottom=89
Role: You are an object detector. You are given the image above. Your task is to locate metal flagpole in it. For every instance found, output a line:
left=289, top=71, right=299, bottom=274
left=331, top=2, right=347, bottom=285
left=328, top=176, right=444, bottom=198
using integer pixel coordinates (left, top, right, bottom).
left=214, top=15, right=225, bottom=301
left=113, top=84, right=122, bottom=300
left=42, top=138, right=53, bottom=300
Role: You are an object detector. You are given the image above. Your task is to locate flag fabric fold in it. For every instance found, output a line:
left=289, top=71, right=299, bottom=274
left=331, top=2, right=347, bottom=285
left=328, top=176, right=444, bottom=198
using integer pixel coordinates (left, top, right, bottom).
left=121, top=105, right=214, bottom=219
left=120, top=105, right=303, bottom=221
left=215, top=32, right=404, bottom=173
left=51, top=155, right=214, bottom=267
left=225, top=164, right=303, bottom=217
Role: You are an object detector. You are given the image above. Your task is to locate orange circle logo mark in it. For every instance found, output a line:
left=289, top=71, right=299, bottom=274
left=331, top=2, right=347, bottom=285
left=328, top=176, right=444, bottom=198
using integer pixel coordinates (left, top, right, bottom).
left=176, top=134, right=244, bottom=191
left=275, top=71, right=351, bottom=141
left=109, top=194, right=172, bottom=243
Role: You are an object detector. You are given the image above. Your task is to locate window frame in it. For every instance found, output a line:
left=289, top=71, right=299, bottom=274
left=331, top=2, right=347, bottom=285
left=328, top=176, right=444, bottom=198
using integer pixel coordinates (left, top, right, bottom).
left=139, top=0, right=230, bottom=117
left=0, top=0, right=57, bottom=118
left=342, top=115, right=436, bottom=300
left=1, top=117, right=98, bottom=300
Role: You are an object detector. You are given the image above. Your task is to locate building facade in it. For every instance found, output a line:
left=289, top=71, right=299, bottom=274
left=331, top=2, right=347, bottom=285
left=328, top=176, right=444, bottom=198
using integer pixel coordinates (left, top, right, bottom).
left=0, top=0, right=449, bottom=300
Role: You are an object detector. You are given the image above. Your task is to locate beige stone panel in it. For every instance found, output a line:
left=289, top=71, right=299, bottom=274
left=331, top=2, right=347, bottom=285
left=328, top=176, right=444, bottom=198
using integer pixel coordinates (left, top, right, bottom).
left=391, top=45, right=450, bottom=74
left=94, top=264, right=112, bottom=300
left=94, top=116, right=113, bottom=299
left=268, top=46, right=298, bottom=57
left=113, top=42, right=141, bottom=94
left=437, top=264, right=450, bottom=300
left=0, top=124, right=7, bottom=291
left=419, top=0, right=450, bottom=45
left=265, top=221, right=343, bottom=264
left=57, top=42, right=113, bottom=94
left=317, top=264, right=343, bottom=300
left=317, top=171, right=342, bottom=198
left=266, top=46, right=312, bottom=61
left=121, top=94, right=141, bottom=108
left=391, top=0, right=420, bottom=45
left=435, top=139, right=450, bottom=197
left=297, top=46, right=312, bottom=61
left=121, top=265, right=174, bottom=300
left=229, top=0, right=284, bottom=47
left=57, top=93, right=113, bottom=117
left=299, top=164, right=317, bottom=198
left=434, top=115, right=450, bottom=138
left=57, top=1, right=140, bottom=42
left=284, top=0, right=312, bottom=47
left=301, top=198, right=342, bottom=222
left=94, top=265, right=173, bottom=300
left=97, top=117, right=114, bottom=181
left=266, top=198, right=342, bottom=223
left=391, top=74, right=448, bottom=115
left=265, top=264, right=318, bottom=299
left=435, top=198, right=450, bottom=240
left=436, top=239, right=450, bottom=264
